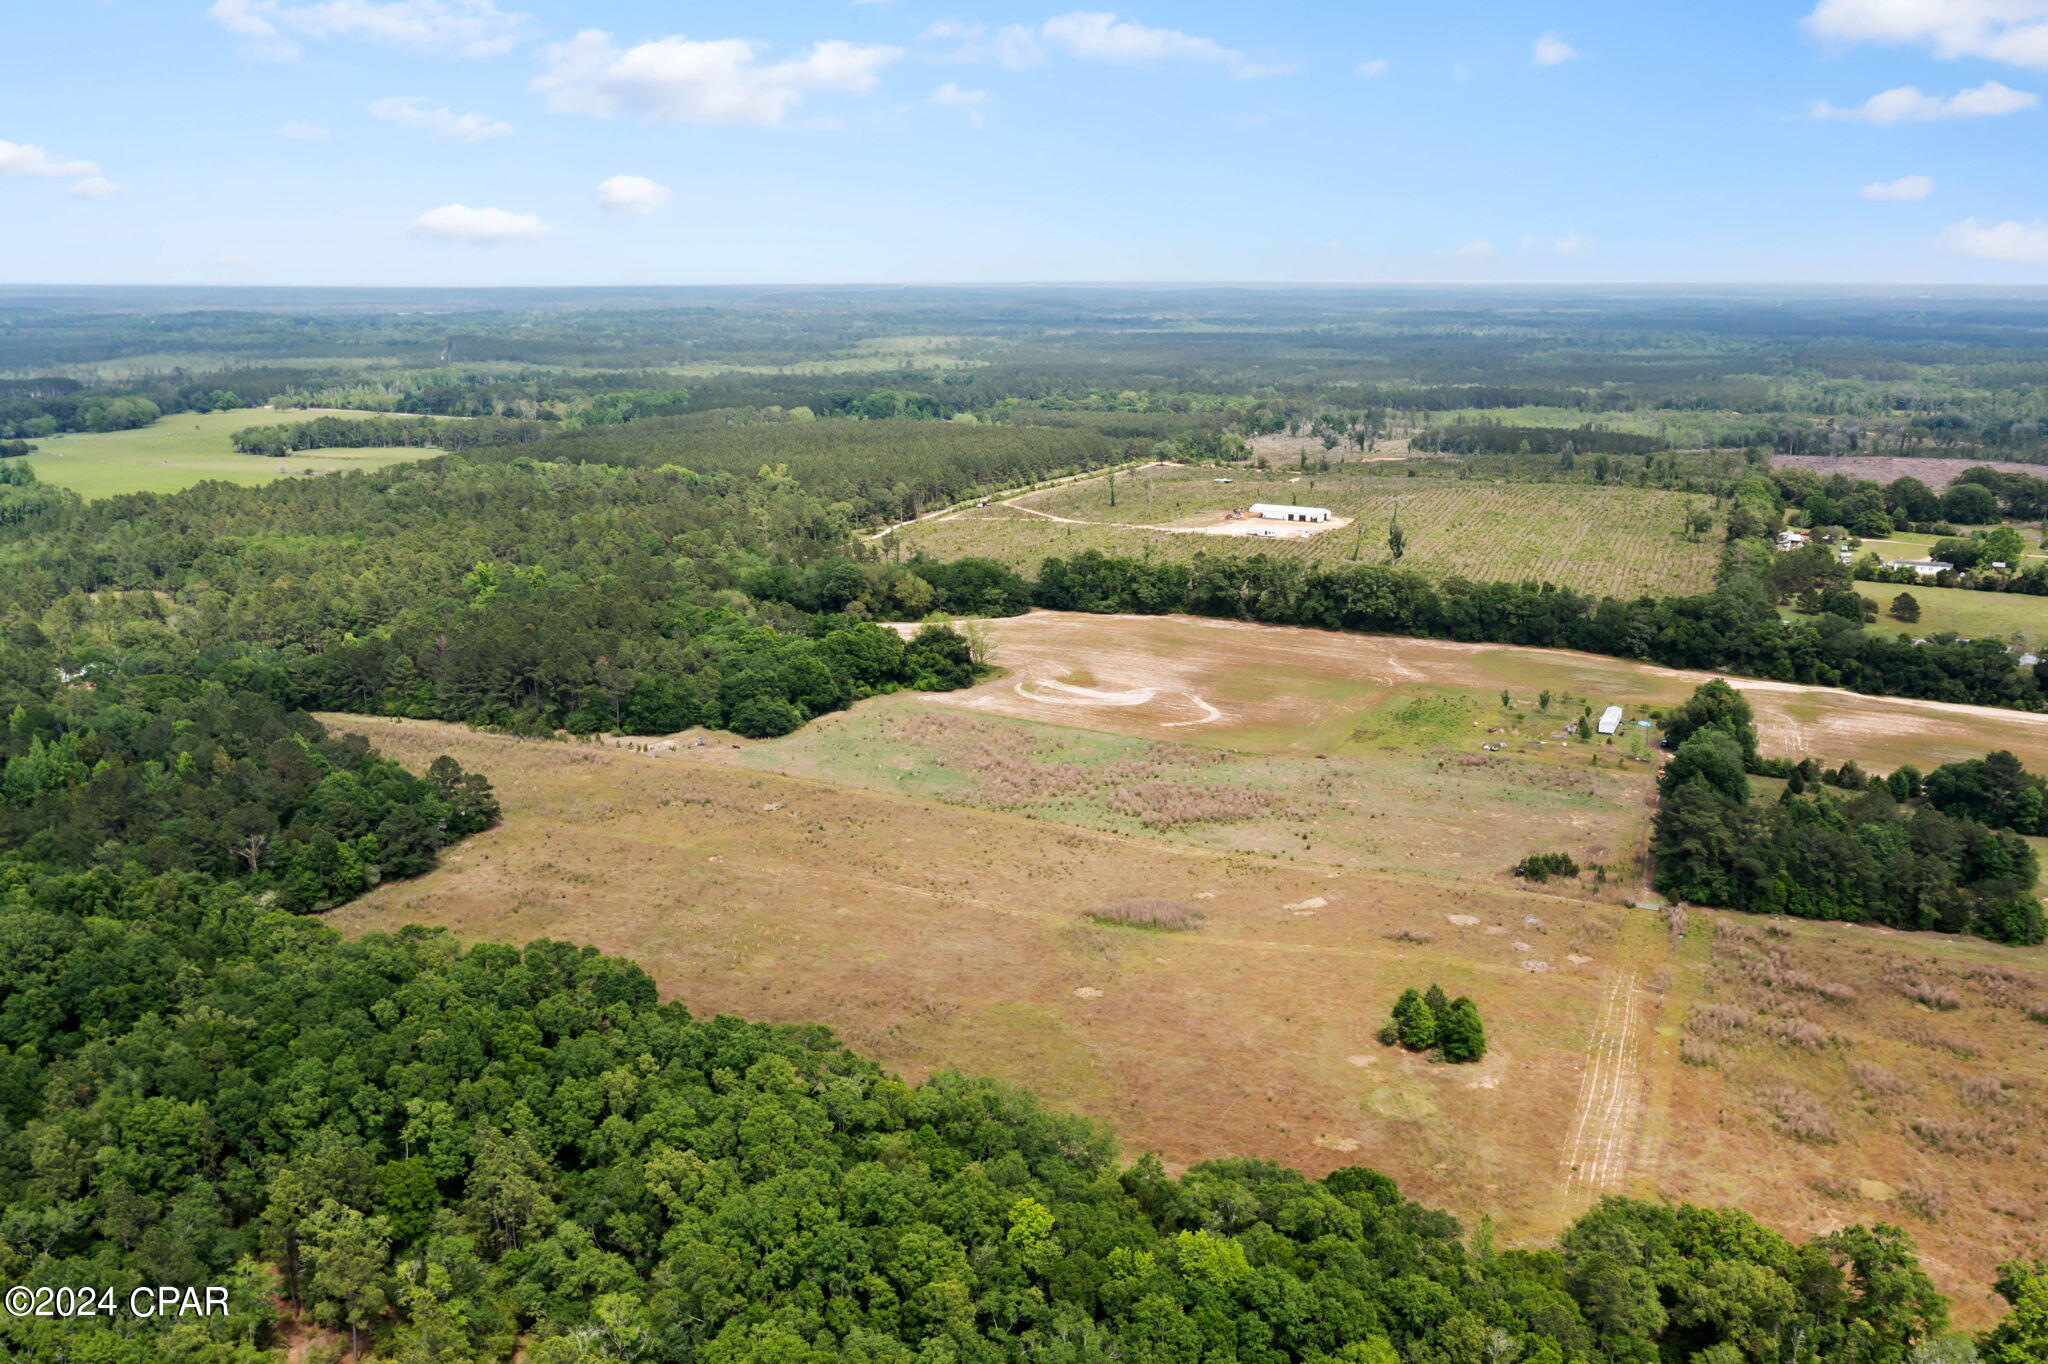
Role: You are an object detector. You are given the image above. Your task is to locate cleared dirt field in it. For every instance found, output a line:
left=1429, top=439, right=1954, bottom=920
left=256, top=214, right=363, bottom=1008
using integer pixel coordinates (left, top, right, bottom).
left=1772, top=454, right=2048, bottom=491
left=893, top=466, right=1721, bottom=598
left=920, top=610, right=2048, bottom=775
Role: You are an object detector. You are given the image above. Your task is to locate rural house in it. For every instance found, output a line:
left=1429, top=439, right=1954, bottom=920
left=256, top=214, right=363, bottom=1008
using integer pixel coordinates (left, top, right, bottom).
left=1596, top=705, right=1623, bottom=736
left=1884, top=558, right=1954, bottom=578
left=1249, top=503, right=1332, bottom=523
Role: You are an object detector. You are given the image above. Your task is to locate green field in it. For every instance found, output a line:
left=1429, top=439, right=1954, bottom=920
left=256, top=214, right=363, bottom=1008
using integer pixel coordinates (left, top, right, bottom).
left=18, top=408, right=441, bottom=498
left=1854, top=528, right=2048, bottom=564
left=895, top=465, right=1722, bottom=597
left=1855, top=581, right=2048, bottom=649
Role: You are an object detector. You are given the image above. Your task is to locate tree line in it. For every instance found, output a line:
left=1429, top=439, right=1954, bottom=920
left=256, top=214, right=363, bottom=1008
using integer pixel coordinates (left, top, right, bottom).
left=230, top=415, right=549, bottom=457
left=1651, top=682, right=2047, bottom=944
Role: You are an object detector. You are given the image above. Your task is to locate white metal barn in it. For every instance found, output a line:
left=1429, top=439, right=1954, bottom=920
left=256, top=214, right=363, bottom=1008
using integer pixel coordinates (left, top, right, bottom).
left=1596, top=705, right=1624, bottom=736
left=1249, top=503, right=1332, bottom=523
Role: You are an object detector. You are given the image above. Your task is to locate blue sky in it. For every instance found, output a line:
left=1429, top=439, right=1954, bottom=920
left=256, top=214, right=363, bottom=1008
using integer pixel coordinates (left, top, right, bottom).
left=4, top=0, right=2047, bottom=285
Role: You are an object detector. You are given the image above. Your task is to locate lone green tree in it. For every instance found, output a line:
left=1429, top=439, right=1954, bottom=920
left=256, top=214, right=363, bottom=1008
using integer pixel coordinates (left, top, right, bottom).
left=1390, top=988, right=1437, bottom=1050
left=1388, top=513, right=1406, bottom=563
left=1439, top=997, right=1488, bottom=1063
left=1890, top=592, right=1920, bottom=624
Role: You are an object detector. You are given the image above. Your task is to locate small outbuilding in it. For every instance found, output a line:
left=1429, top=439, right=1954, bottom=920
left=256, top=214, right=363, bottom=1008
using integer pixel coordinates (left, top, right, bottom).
left=1249, top=502, right=1332, bottom=523
left=1596, top=705, right=1624, bottom=736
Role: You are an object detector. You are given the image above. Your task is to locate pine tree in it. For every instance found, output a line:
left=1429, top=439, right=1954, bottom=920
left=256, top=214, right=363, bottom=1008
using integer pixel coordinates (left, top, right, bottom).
left=1440, top=997, right=1488, bottom=1064
left=1424, top=983, right=1450, bottom=1021
left=1391, top=988, right=1437, bottom=1050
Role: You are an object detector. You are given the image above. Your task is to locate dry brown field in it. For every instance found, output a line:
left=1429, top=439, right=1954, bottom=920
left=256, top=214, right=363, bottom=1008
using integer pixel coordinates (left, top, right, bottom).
left=318, top=613, right=2048, bottom=1323
left=1771, top=453, right=2048, bottom=491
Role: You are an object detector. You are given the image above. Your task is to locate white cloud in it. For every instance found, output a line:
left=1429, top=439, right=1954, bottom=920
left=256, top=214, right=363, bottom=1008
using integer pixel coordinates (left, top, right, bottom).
left=1938, top=217, right=2048, bottom=262
left=1440, top=239, right=1497, bottom=261
left=369, top=95, right=514, bottom=141
left=278, top=121, right=331, bottom=140
left=1355, top=58, right=1388, bottom=78
left=931, top=81, right=992, bottom=127
left=1533, top=31, right=1577, bottom=65
left=0, top=139, right=98, bottom=179
left=596, top=174, right=672, bottom=217
left=206, top=0, right=532, bottom=61
left=918, top=19, right=1047, bottom=68
left=532, top=29, right=904, bottom=125
left=1516, top=231, right=1592, bottom=255
left=1041, top=11, right=1288, bottom=77
left=1811, top=80, right=2039, bottom=122
left=922, top=12, right=1285, bottom=77
left=1806, top=0, right=2048, bottom=70
left=0, top=138, right=109, bottom=199
left=1860, top=173, right=1935, bottom=202
left=408, top=203, right=545, bottom=244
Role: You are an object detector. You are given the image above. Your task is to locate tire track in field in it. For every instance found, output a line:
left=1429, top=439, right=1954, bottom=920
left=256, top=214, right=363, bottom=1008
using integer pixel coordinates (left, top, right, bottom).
left=1560, top=971, right=1647, bottom=1199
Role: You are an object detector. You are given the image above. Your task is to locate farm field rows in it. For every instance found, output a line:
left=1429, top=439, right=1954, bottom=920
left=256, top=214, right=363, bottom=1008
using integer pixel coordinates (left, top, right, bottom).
left=893, top=465, right=1722, bottom=597
left=18, top=406, right=442, bottom=498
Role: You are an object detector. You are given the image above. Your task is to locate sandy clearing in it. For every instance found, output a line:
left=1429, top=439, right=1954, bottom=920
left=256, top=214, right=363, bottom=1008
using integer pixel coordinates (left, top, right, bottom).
left=917, top=611, right=2048, bottom=771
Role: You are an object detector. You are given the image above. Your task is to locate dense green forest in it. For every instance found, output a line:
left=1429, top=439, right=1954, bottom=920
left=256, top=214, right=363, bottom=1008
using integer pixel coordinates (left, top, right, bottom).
left=1650, top=683, right=2047, bottom=944
left=230, top=416, right=547, bottom=457
left=0, top=421, right=1094, bottom=736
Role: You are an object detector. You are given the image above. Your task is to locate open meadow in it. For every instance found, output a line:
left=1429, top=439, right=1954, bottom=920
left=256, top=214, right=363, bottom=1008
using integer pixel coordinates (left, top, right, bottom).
left=319, top=610, right=2048, bottom=1322
left=1849, top=581, right=2048, bottom=651
left=892, top=463, right=1722, bottom=597
left=18, top=406, right=441, bottom=498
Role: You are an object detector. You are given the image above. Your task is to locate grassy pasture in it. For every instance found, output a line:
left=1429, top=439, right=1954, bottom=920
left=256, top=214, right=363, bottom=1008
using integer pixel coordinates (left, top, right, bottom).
left=323, top=688, right=2048, bottom=1323
left=18, top=407, right=440, bottom=498
left=1851, top=582, right=2048, bottom=650
left=893, top=465, right=1721, bottom=598
left=738, top=693, right=1653, bottom=881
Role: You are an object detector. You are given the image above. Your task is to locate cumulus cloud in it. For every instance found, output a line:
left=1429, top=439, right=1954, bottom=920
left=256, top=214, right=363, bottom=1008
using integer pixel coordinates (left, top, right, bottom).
left=922, top=11, right=1286, bottom=77
left=1938, top=217, right=2048, bottom=262
left=531, top=29, right=903, bottom=125
left=1860, top=173, right=1935, bottom=202
left=408, top=203, right=545, bottom=243
left=1806, top=0, right=2048, bottom=70
left=931, top=81, right=991, bottom=127
left=206, top=0, right=531, bottom=60
left=0, top=138, right=110, bottom=198
left=369, top=95, right=514, bottom=141
left=918, top=19, right=1047, bottom=69
left=1041, top=12, right=1288, bottom=76
left=1532, top=31, right=1577, bottom=65
left=1355, top=58, right=1388, bottom=78
left=278, top=121, right=331, bottom=140
left=596, top=174, right=672, bottom=217
left=1811, top=80, right=2039, bottom=121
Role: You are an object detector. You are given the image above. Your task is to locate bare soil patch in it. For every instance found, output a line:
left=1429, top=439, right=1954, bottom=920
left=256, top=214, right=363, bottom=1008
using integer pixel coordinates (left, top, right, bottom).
left=1771, top=454, right=2048, bottom=491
